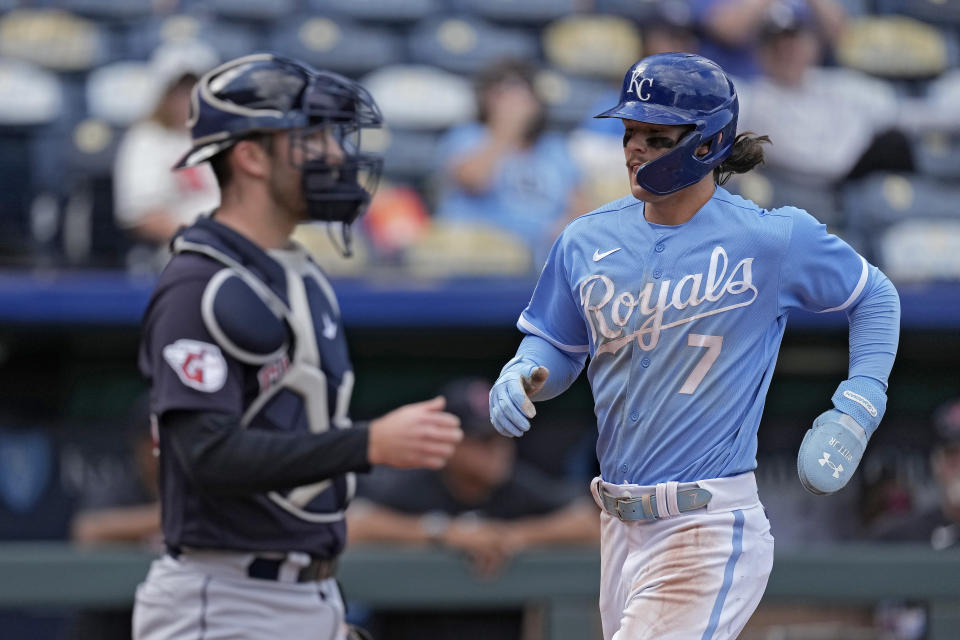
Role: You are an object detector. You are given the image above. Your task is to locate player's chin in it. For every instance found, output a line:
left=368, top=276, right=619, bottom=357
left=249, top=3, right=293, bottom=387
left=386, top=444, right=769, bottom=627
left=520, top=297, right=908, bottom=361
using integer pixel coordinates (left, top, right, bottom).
left=627, top=169, right=653, bottom=201
left=629, top=182, right=660, bottom=202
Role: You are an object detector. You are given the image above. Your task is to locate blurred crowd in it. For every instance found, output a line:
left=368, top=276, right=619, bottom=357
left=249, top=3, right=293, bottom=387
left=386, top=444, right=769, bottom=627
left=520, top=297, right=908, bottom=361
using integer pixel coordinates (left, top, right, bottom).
left=1, top=0, right=959, bottom=639
left=0, top=0, right=958, bottom=280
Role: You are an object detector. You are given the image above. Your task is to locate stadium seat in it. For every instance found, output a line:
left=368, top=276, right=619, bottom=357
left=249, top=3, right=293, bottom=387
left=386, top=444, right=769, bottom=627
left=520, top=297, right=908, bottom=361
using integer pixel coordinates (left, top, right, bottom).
left=729, top=168, right=844, bottom=228
left=542, top=15, right=642, bottom=80
left=61, top=118, right=128, bottom=266
left=196, top=0, right=299, bottom=22
left=595, top=0, right=694, bottom=22
left=308, top=0, right=442, bottom=24
left=0, top=57, right=64, bottom=126
left=123, top=14, right=261, bottom=62
left=268, top=16, right=405, bottom=75
left=85, top=60, right=155, bottom=127
left=361, top=64, right=474, bottom=130
left=0, top=9, right=109, bottom=72
left=378, top=128, right=444, bottom=183
left=913, top=132, right=960, bottom=180
left=448, top=0, right=577, bottom=25
left=836, top=16, right=958, bottom=80
left=842, top=173, right=960, bottom=280
left=403, top=221, right=533, bottom=277
left=57, top=0, right=155, bottom=21
left=408, top=15, right=541, bottom=75
left=535, top=69, right=615, bottom=130
left=0, top=58, right=66, bottom=265
left=875, top=0, right=960, bottom=27
left=829, top=0, right=869, bottom=17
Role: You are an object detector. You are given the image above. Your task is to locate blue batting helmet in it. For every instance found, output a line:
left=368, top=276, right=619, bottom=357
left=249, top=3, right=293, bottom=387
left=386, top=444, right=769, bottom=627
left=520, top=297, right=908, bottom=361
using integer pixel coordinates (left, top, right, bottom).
left=175, top=53, right=383, bottom=244
left=595, top=52, right=738, bottom=195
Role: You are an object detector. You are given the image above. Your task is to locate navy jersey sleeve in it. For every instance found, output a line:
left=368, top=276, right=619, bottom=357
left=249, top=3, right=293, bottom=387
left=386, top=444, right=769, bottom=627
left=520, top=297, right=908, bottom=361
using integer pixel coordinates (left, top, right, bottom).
left=142, top=272, right=246, bottom=419
left=778, top=208, right=870, bottom=314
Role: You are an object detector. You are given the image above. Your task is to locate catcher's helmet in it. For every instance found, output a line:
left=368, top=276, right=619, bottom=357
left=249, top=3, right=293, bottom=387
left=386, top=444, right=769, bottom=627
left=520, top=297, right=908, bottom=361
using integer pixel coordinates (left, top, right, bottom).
left=595, top=52, right=738, bottom=195
left=175, top=53, right=383, bottom=251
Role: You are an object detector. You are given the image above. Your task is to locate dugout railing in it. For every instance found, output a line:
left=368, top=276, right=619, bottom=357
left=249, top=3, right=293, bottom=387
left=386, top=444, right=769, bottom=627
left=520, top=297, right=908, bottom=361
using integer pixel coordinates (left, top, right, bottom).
left=0, top=543, right=957, bottom=639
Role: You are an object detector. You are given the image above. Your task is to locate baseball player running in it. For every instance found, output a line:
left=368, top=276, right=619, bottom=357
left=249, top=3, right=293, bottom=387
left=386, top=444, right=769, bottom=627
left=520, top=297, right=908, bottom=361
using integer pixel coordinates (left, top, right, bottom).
left=489, top=52, right=900, bottom=640
left=134, top=53, right=462, bottom=640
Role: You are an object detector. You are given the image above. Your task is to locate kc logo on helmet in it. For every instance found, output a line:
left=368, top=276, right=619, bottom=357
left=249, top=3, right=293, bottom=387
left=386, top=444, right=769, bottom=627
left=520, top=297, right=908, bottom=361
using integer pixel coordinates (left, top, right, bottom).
left=163, top=339, right=228, bottom=392
left=628, top=70, right=653, bottom=101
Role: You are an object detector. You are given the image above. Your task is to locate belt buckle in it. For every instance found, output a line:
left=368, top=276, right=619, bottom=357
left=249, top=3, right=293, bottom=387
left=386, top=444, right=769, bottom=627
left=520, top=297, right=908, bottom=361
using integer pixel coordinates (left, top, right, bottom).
left=613, top=495, right=647, bottom=521
left=613, top=497, right=627, bottom=521
left=616, top=493, right=658, bottom=521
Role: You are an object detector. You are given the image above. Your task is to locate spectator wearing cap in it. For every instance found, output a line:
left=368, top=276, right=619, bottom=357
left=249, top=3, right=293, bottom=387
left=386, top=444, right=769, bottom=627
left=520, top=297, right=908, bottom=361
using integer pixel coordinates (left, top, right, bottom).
left=346, top=378, right=599, bottom=639
left=112, top=41, right=221, bottom=270
left=869, top=400, right=960, bottom=549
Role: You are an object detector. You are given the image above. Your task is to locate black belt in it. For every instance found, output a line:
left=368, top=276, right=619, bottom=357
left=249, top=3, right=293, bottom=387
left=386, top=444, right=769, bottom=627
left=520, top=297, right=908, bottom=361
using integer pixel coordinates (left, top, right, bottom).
left=247, top=556, right=338, bottom=582
left=166, top=546, right=338, bottom=582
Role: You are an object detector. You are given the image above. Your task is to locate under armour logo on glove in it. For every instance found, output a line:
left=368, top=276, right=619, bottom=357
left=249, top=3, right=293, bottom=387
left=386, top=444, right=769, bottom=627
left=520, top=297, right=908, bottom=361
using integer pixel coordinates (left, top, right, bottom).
left=818, top=452, right=844, bottom=479
left=798, top=410, right=867, bottom=495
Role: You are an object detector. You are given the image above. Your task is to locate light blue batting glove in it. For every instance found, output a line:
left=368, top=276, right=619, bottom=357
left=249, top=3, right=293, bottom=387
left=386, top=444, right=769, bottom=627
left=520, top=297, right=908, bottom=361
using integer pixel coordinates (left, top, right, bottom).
left=797, top=409, right=868, bottom=495
left=488, top=357, right=550, bottom=438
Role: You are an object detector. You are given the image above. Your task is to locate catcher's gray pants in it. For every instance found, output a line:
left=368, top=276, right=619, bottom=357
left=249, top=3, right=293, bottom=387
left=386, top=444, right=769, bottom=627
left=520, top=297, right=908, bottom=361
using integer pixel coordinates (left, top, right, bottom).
left=133, top=551, right=347, bottom=640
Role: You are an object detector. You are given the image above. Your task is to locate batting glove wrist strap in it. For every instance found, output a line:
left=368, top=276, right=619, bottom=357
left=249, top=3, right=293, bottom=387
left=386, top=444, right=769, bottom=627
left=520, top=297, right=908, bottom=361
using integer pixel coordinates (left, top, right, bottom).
left=797, top=409, right=868, bottom=495
left=831, top=376, right=886, bottom=437
left=489, top=357, right=549, bottom=438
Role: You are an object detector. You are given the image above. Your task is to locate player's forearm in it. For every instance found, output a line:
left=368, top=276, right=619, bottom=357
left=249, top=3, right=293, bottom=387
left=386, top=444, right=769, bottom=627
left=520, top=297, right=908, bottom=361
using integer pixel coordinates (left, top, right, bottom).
left=346, top=503, right=442, bottom=545
left=163, top=410, right=372, bottom=496
left=502, top=501, right=601, bottom=549
left=450, top=139, right=512, bottom=194
left=514, top=334, right=586, bottom=401
left=846, top=267, right=900, bottom=387
left=71, top=503, right=161, bottom=544
left=830, top=268, right=900, bottom=435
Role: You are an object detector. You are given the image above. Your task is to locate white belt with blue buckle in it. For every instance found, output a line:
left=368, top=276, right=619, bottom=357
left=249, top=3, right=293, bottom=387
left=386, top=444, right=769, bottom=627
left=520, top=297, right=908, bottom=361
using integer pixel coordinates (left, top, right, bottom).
left=599, top=485, right=713, bottom=521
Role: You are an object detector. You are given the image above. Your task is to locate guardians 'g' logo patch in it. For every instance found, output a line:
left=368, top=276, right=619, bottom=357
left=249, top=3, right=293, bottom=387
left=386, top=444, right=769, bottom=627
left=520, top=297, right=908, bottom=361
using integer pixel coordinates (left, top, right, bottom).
left=162, top=339, right=228, bottom=392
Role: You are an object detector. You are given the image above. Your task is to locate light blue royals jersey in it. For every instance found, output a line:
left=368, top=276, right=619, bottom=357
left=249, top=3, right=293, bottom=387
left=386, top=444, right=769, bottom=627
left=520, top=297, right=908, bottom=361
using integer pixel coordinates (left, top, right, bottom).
left=519, top=187, right=871, bottom=485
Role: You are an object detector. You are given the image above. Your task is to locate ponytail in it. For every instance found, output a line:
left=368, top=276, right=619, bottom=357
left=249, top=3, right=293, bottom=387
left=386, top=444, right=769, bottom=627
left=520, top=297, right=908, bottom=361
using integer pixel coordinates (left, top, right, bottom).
left=714, top=132, right=771, bottom=185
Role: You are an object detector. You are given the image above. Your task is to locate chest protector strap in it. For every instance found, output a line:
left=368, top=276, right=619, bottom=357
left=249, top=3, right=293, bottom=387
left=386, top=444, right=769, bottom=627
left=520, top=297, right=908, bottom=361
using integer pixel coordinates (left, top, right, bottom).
left=174, top=236, right=356, bottom=522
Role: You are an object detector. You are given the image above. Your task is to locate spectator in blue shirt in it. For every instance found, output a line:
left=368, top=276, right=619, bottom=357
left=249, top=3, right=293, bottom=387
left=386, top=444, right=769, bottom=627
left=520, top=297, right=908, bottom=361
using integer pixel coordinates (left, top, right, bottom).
left=434, top=59, right=586, bottom=265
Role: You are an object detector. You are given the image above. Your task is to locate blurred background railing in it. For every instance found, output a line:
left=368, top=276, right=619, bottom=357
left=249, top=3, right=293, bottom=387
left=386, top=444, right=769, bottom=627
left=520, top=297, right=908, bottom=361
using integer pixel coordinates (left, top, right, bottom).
left=1, top=544, right=959, bottom=640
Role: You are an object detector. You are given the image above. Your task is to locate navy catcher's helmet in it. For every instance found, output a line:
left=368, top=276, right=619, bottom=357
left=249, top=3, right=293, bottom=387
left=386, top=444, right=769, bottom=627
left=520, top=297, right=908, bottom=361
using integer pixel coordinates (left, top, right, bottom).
left=175, top=53, right=383, bottom=250
left=595, top=52, right=738, bottom=195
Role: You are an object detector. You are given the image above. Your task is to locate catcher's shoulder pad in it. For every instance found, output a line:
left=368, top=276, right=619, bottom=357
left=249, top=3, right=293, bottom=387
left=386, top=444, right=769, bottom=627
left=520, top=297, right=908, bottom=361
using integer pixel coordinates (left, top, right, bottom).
left=201, top=267, right=289, bottom=364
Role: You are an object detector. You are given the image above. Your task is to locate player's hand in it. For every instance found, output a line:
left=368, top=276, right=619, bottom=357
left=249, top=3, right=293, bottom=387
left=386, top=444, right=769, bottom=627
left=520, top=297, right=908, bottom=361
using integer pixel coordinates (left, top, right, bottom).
left=489, top=359, right=549, bottom=438
left=368, top=396, right=463, bottom=470
left=797, top=409, right=868, bottom=495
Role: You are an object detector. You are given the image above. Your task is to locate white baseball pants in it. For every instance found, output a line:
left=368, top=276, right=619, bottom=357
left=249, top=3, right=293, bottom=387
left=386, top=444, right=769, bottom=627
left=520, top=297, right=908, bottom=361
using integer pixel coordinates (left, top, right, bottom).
left=591, top=472, right=774, bottom=640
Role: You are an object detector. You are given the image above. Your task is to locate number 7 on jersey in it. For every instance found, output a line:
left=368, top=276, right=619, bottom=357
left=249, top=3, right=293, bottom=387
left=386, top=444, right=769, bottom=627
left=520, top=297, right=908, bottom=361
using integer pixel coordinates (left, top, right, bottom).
left=679, top=334, right=723, bottom=395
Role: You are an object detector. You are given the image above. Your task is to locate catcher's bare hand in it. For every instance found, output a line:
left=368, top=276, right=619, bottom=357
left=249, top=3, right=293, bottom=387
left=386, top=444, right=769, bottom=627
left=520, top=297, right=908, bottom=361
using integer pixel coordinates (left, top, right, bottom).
left=368, top=396, right=462, bottom=470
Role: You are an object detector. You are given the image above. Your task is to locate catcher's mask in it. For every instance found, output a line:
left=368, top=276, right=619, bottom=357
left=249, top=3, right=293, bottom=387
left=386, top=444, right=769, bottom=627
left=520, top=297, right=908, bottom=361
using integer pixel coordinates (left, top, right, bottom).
left=594, top=52, right=738, bottom=196
left=175, top=53, right=383, bottom=256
